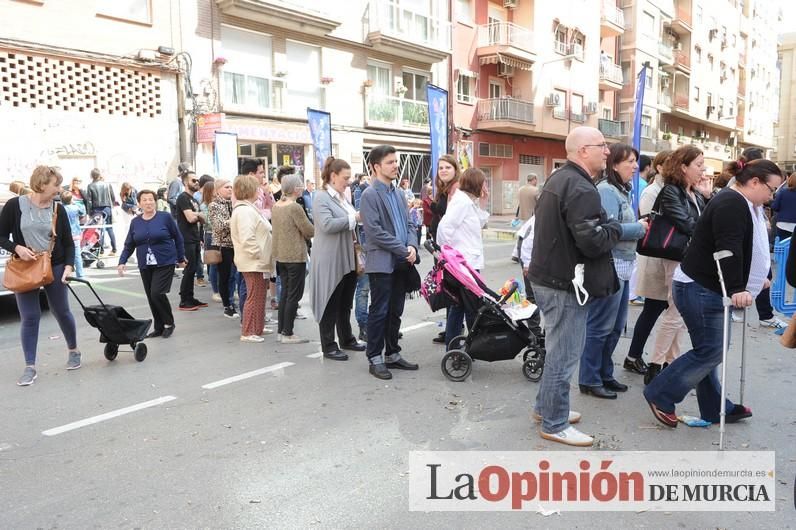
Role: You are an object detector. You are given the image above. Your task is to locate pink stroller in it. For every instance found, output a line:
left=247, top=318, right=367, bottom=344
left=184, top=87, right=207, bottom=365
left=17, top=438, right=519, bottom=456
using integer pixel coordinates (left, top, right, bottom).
left=422, top=242, right=545, bottom=382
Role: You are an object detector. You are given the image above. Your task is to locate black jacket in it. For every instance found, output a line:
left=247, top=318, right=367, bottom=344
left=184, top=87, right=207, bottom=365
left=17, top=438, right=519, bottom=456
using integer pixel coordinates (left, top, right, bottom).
left=87, top=180, right=116, bottom=210
left=681, top=188, right=753, bottom=296
left=528, top=161, right=622, bottom=298
left=0, top=197, right=75, bottom=267
left=429, top=192, right=449, bottom=241
left=658, top=183, right=704, bottom=238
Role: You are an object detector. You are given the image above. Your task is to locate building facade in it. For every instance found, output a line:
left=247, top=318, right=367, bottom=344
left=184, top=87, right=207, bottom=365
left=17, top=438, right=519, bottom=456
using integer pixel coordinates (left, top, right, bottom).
left=775, top=32, right=796, bottom=173
left=0, top=0, right=181, bottom=190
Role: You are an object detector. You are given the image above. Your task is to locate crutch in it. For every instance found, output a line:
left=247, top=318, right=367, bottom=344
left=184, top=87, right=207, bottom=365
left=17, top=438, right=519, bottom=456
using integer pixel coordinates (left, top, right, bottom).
left=713, top=250, right=733, bottom=451
left=740, top=306, right=747, bottom=405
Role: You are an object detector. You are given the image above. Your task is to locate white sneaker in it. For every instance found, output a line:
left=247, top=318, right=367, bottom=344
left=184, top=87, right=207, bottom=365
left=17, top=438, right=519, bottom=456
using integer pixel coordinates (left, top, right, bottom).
left=211, top=293, right=222, bottom=303
left=295, top=310, right=308, bottom=320
left=532, top=410, right=582, bottom=425
left=262, top=328, right=274, bottom=335
left=760, top=317, right=788, bottom=329
left=540, top=426, right=594, bottom=447
left=240, top=335, right=265, bottom=343
left=281, top=335, right=309, bottom=344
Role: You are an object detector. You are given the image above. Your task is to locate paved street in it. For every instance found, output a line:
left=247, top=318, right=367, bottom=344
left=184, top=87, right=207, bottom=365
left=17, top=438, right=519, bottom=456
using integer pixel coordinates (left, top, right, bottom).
left=0, top=240, right=794, bottom=528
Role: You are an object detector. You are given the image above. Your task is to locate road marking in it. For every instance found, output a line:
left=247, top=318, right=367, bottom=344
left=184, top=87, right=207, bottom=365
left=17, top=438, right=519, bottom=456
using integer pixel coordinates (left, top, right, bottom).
left=86, top=283, right=148, bottom=299
left=201, top=362, right=294, bottom=389
left=42, top=395, right=177, bottom=436
left=306, top=352, right=323, bottom=359
left=400, top=321, right=436, bottom=333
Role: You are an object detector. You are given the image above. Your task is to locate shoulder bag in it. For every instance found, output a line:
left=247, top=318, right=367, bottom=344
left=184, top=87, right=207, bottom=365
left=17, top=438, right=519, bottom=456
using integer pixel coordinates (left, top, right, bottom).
left=636, top=190, right=689, bottom=261
left=3, top=204, right=57, bottom=293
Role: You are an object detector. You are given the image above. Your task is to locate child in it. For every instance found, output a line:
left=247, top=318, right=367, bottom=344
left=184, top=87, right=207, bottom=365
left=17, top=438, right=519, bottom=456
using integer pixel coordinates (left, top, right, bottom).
left=156, top=187, right=170, bottom=213
left=61, top=190, right=86, bottom=278
left=410, top=198, right=424, bottom=243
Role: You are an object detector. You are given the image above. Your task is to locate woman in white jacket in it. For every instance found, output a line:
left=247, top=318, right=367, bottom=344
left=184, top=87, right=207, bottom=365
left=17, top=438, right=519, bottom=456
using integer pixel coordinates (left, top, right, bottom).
left=436, top=168, right=490, bottom=349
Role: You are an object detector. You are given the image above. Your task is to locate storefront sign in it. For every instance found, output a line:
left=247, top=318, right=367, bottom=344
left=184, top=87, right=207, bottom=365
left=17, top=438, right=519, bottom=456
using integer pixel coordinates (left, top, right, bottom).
left=223, top=120, right=311, bottom=144
left=197, top=113, right=224, bottom=144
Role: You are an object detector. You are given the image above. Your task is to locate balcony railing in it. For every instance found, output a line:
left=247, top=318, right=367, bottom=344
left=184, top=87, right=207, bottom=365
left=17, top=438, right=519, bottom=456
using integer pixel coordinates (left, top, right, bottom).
left=674, top=93, right=689, bottom=109
left=367, top=0, right=451, bottom=51
left=674, top=50, right=690, bottom=69
left=477, top=97, right=535, bottom=124
left=599, top=62, right=623, bottom=85
left=659, top=42, right=674, bottom=62
left=570, top=111, right=586, bottom=123
left=598, top=118, right=624, bottom=138
left=366, top=94, right=429, bottom=129
left=659, top=91, right=673, bottom=107
left=601, top=1, right=625, bottom=28
left=477, top=22, right=533, bottom=52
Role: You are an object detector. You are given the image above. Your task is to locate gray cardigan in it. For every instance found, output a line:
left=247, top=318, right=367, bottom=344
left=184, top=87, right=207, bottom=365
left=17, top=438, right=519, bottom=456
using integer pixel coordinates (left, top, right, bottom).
left=597, top=180, right=645, bottom=261
left=360, top=179, right=418, bottom=274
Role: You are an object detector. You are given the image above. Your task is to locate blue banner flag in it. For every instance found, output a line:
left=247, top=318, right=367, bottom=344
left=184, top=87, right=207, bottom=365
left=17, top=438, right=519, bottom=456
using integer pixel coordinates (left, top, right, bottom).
left=307, top=108, right=332, bottom=170
left=426, top=84, right=448, bottom=195
left=631, top=63, right=647, bottom=213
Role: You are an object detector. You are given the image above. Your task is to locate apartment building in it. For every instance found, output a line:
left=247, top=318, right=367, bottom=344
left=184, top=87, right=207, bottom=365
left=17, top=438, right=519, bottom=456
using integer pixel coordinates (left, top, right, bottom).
left=452, top=0, right=618, bottom=214
left=620, top=0, right=780, bottom=174
left=775, top=33, right=796, bottom=173
left=0, top=0, right=181, bottom=188
left=184, top=0, right=450, bottom=186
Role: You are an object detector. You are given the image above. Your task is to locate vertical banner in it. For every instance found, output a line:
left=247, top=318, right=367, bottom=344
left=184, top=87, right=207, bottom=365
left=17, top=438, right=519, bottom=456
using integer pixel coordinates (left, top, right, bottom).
left=426, top=84, right=448, bottom=195
left=214, top=131, right=238, bottom=179
left=631, top=64, right=648, bottom=213
left=307, top=108, right=332, bottom=174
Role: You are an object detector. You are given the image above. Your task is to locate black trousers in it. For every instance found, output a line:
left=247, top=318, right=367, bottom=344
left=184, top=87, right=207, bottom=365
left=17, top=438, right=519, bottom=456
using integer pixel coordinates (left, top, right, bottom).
left=217, top=247, right=235, bottom=308
left=277, top=262, right=306, bottom=336
left=319, top=271, right=358, bottom=353
left=366, top=270, right=408, bottom=361
left=754, top=269, right=774, bottom=321
left=141, top=265, right=176, bottom=332
left=627, top=297, right=669, bottom=359
left=180, top=242, right=200, bottom=303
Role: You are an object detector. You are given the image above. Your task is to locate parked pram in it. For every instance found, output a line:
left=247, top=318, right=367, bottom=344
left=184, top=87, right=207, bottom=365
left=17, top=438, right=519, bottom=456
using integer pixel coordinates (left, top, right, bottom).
left=66, top=277, right=151, bottom=362
left=80, top=211, right=108, bottom=269
left=421, top=241, right=545, bottom=382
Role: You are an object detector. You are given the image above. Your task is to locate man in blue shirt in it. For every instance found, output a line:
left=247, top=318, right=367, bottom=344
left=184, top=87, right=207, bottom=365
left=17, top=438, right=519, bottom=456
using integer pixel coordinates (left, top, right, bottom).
left=360, top=145, right=419, bottom=380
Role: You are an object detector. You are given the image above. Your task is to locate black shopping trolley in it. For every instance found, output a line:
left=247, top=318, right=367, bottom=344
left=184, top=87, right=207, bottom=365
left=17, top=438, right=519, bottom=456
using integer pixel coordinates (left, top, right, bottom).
left=66, top=277, right=151, bottom=362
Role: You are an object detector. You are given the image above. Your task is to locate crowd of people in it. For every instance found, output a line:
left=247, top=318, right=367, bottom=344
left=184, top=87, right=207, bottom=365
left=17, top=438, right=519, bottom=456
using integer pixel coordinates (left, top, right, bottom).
left=2, top=128, right=793, bottom=452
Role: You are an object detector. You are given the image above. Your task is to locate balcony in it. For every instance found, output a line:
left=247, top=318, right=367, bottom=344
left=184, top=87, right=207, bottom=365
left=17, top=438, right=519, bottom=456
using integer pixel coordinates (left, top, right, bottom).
left=659, top=42, right=674, bottom=64
left=477, top=23, right=536, bottom=65
left=600, top=1, right=625, bottom=37
left=659, top=90, right=673, bottom=108
left=599, top=118, right=625, bottom=138
left=476, top=97, right=535, bottom=134
left=674, top=93, right=689, bottom=110
left=365, top=0, right=452, bottom=64
left=670, top=3, right=692, bottom=34
left=365, top=94, right=428, bottom=130
left=673, top=49, right=690, bottom=71
left=215, top=0, right=341, bottom=37
left=599, top=62, right=623, bottom=90
left=641, top=137, right=672, bottom=152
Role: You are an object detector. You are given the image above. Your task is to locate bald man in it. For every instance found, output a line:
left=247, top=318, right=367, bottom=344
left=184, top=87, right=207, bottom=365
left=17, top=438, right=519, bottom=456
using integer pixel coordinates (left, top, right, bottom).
left=528, top=126, right=622, bottom=447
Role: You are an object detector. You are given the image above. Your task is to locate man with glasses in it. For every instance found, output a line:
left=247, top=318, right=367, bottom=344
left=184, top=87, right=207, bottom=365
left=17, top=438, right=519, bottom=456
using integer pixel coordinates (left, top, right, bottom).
left=176, top=170, right=207, bottom=311
left=527, top=127, right=622, bottom=447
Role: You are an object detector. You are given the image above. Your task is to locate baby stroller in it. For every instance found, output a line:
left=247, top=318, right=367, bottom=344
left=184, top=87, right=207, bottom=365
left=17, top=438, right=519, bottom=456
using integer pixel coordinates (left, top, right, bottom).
left=80, top=211, right=108, bottom=269
left=422, top=241, right=545, bottom=382
left=66, top=277, right=151, bottom=362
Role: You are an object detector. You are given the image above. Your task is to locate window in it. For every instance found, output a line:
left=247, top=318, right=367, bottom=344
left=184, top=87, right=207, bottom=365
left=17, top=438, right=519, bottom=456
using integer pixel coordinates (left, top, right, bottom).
left=602, top=107, right=612, bottom=120
left=645, top=68, right=653, bottom=89
left=478, top=142, right=513, bottom=158
left=221, top=27, right=278, bottom=111
left=456, top=0, right=472, bottom=24
left=96, top=0, right=150, bottom=24
left=552, top=88, right=567, bottom=118
left=729, top=101, right=735, bottom=116
left=554, top=27, right=567, bottom=54
left=286, top=40, right=323, bottom=114
left=696, top=5, right=703, bottom=24
left=642, top=12, right=655, bottom=36
left=621, top=61, right=630, bottom=86
left=456, top=72, right=474, bottom=104
left=367, top=62, right=391, bottom=95
left=695, top=46, right=702, bottom=63
left=641, top=115, right=652, bottom=138
left=694, top=86, right=700, bottom=101
left=402, top=70, right=429, bottom=101
left=570, top=93, right=584, bottom=121
left=708, top=54, right=714, bottom=70
left=488, top=80, right=502, bottom=99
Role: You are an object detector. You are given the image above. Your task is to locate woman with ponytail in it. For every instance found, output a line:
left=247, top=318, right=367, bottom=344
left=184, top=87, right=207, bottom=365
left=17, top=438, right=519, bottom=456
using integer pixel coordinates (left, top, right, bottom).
left=310, top=156, right=366, bottom=361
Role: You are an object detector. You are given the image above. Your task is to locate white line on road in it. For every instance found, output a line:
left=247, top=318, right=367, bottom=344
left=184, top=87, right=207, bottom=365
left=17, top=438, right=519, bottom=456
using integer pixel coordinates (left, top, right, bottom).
left=201, top=362, right=294, bottom=389
left=400, top=321, right=436, bottom=333
left=42, top=395, right=177, bottom=436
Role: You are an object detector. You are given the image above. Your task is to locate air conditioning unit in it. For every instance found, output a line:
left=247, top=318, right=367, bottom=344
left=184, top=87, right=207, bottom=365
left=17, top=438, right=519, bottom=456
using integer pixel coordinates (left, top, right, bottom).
left=585, top=101, right=598, bottom=114
left=498, top=63, right=515, bottom=77
left=545, top=93, right=561, bottom=107
left=504, top=0, right=518, bottom=7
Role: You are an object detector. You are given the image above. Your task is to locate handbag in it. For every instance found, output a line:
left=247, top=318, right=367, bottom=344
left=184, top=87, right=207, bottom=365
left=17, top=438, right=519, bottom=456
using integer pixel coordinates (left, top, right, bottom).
left=353, top=227, right=365, bottom=276
left=203, top=248, right=222, bottom=264
left=3, top=204, right=57, bottom=293
left=636, top=192, right=689, bottom=261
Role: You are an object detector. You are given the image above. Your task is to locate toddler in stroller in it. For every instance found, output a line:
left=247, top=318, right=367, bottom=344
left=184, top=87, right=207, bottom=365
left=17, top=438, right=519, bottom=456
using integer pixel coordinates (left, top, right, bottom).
left=422, top=242, right=545, bottom=382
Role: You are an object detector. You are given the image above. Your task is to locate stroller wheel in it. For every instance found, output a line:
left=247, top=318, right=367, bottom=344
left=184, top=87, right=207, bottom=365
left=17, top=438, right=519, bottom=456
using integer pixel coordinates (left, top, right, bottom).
left=441, top=349, right=472, bottom=382
left=134, top=342, right=148, bottom=362
left=96, top=260, right=106, bottom=269
left=447, top=334, right=467, bottom=351
left=104, top=343, right=119, bottom=361
left=523, top=358, right=544, bottom=382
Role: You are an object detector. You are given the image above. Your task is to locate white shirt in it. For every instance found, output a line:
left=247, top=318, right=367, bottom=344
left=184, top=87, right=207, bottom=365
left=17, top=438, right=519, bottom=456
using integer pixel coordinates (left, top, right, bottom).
left=437, top=190, right=489, bottom=269
left=518, top=216, right=535, bottom=268
left=327, top=187, right=356, bottom=230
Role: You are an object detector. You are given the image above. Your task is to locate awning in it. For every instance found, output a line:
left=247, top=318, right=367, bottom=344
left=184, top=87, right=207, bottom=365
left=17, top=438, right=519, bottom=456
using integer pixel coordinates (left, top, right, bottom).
left=479, top=54, right=533, bottom=71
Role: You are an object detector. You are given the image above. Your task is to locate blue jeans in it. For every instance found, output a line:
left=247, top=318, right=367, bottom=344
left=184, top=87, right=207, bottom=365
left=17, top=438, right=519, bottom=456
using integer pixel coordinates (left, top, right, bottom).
left=532, top=283, right=590, bottom=434
left=445, top=303, right=474, bottom=350
left=354, top=273, right=369, bottom=329
left=366, top=271, right=408, bottom=364
left=235, top=270, right=247, bottom=322
left=73, top=239, right=85, bottom=278
left=203, top=233, right=215, bottom=289
left=579, top=279, right=629, bottom=387
left=643, top=281, right=736, bottom=423
left=91, top=206, right=116, bottom=252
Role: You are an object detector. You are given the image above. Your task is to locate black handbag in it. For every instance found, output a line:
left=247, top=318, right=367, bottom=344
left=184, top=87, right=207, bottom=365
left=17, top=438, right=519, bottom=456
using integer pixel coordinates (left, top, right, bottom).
left=636, top=192, right=689, bottom=261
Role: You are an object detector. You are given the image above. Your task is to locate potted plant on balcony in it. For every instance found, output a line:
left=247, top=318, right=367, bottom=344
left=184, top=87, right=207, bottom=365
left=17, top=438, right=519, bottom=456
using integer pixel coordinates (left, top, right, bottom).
left=212, top=56, right=227, bottom=68
left=662, top=132, right=672, bottom=141
left=395, top=81, right=408, bottom=97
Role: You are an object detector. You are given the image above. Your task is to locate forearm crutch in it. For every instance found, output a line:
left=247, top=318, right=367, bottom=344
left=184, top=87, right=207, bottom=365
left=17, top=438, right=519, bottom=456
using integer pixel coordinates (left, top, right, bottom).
left=713, top=250, right=733, bottom=451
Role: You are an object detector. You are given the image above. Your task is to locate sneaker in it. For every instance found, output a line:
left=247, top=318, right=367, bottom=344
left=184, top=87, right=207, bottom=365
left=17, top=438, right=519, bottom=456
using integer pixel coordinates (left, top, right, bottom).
left=17, top=366, right=37, bottom=386
left=191, top=298, right=209, bottom=308
left=281, top=335, right=309, bottom=344
left=295, top=310, right=308, bottom=320
left=240, top=335, right=265, bottom=343
left=539, top=426, right=593, bottom=447
left=262, top=328, right=275, bottom=335
left=162, top=325, right=175, bottom=339
left=211, top=293, right=222, bottom=303
left=196, top=278, right=208, bottom=287
left=532, top=410, right=582, bottom=425
left=358, top=328, right=367, bottom=342
left=179, top=301, right=199, bottom=311
left=265, top=315, right=277, bottom=325
left=66, top=351, right=82, bottom=370
left=759, top=317, right=787, bottom=329
left=223, top=306, right=239, bottom=319
left=107, top=250, right=117, bottom=257
left=629, top=297, right=645, bottom=306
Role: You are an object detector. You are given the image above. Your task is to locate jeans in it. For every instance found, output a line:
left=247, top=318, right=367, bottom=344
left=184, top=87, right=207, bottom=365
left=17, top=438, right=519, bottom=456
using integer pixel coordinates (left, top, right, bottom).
left=217, top=247, right=235, bottom=308
left=319, top=271, right=358, bottom=352
left=72, top=239, right=85, bottom=278
left=643, top=281, right=736, bottom=423
left=140, top=265, right=175, bottom=332
left=521, top=269, right=542, bottom=339
left=277, top=262, right=306, bottom=336
left=579, top=280, right=629, bottom=387
left=531, top=282, right=590, bottom=434
left=445, top=303, right=474, bottom=350
left=627, top=298, right=668, bottom=359
left=180, top=241, right=200, bottom=303
left=203, top=233, right=216, bottom=290
left=366, top=270, right=408, bottom=364
left=16, top=264, right=78, bottom=366
left=91, top=206, right=116, bottom=252
left=236, top=270, right=247, bottom=322
left=354, top=273, right=370, bottom=329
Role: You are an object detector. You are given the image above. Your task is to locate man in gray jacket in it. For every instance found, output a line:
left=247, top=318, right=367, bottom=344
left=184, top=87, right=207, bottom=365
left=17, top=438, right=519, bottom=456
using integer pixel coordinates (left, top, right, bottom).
left=360, top=145, right=419, bottom=380
left=86, top=168, right=117, bottom=256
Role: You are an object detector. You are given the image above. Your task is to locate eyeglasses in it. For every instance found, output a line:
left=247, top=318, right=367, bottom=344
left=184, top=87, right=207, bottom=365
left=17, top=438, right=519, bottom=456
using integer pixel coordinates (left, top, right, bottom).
left=763, top=181, right=777, bottom=195
left=583, top=143, right=610, bottom=150
left=190, top=179, right=199, bottom=183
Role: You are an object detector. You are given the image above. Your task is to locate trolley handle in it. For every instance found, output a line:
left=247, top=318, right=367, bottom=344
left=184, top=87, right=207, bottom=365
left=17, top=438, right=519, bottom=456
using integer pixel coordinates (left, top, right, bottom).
left=498, top=281, right=519, bottom=305
left=65, top=276, right=111, bottom=313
